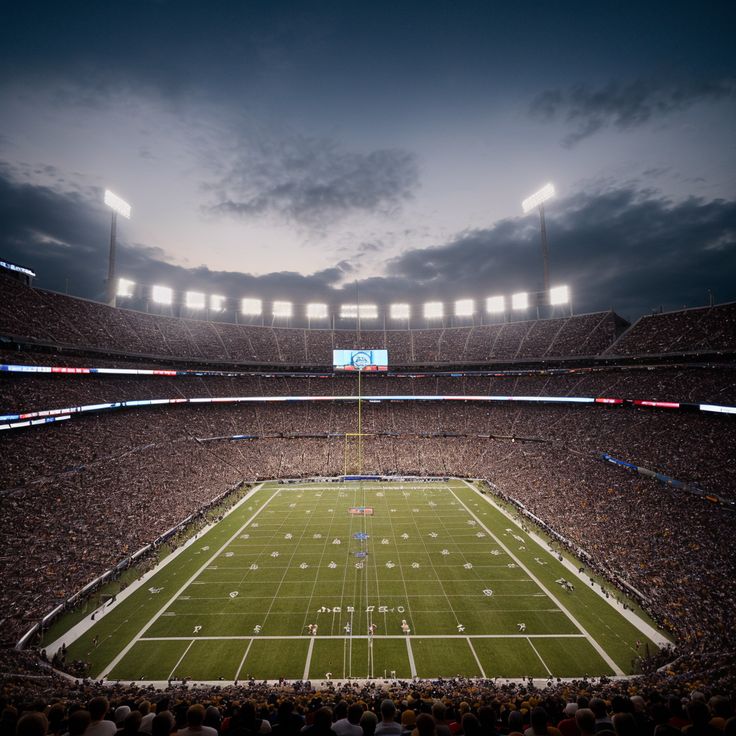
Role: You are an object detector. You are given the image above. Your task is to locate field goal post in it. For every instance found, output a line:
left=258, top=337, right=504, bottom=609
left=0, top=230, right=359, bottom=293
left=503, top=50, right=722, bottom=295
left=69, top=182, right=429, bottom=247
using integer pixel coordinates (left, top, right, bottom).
left=343, top=431, right=373, bottom=476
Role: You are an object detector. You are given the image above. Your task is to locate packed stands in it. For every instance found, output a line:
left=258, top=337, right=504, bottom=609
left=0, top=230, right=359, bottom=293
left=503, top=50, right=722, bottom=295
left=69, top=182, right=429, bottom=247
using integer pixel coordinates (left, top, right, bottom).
left=0, top=274, right=625, bottom=364
left=608, top=303, right=736, bottom=356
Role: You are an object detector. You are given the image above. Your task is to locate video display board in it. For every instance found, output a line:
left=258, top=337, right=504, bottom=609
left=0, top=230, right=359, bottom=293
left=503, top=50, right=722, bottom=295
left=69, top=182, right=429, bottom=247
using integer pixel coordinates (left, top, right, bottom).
left=333, top=349, right=389, bottom=371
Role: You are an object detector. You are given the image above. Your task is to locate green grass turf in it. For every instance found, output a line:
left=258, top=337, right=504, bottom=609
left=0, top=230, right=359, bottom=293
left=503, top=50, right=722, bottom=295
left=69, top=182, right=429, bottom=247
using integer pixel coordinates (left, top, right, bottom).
left=58, top=480, right=663, bottom=681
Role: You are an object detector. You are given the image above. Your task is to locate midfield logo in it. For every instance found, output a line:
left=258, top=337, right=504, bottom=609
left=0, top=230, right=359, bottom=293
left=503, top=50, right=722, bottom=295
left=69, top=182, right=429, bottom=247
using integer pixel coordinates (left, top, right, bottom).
left=349, top=507, right=374, bottom=515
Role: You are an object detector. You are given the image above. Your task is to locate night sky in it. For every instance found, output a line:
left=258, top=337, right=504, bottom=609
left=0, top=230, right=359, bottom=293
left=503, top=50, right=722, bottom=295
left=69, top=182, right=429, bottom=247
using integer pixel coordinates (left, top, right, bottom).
left=1, top=1, right=735, bottom=322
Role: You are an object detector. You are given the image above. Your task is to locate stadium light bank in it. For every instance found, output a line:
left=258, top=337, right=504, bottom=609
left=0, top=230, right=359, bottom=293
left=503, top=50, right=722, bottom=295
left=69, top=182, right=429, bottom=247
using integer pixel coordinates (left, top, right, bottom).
left=104, top=189, right=131, bottom=307
left=522, top=183, right=555, bottom=293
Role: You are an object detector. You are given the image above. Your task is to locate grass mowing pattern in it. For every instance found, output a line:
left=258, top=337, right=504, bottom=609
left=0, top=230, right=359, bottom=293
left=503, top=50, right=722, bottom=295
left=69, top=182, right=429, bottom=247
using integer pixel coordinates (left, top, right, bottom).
left=61, top=480, right=659, bottom=681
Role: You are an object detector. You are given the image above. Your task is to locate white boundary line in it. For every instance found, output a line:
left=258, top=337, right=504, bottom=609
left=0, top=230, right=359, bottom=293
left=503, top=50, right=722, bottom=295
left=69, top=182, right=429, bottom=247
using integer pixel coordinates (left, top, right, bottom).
left=527, top=637, right=552, bottom=676
left=466, top=637, right=486, bottom=678
left=405, top=636, right=417, bottom=677
left=139, top=633, right=585, bottom=641
left=99, top=487, right=280, bottom=679
left=303, top=636, right=315, bottom=680
left=46, top=483, right=265, bottom=657
left=167, top=639, right=195, bottom=680
left=451, top=483, right=625, bottom=676
left=234, top=639, right=255, bottom=682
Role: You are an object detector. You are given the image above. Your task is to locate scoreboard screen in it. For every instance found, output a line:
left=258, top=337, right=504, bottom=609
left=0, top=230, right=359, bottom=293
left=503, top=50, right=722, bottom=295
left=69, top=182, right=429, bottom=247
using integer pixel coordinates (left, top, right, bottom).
left=333, top=349, right=389, bottom=371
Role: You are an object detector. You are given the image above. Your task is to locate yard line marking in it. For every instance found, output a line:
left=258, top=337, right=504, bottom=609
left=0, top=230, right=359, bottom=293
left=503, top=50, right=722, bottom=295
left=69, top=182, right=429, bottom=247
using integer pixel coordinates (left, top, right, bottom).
left=466, top=637, right=486, bottom=678
left=234, top=639, right=255, bottom=682
left=140, top=633, right=586, bottom=640
left=303, top=636, right=315, bottom=680
left=455, top=482, right=624, bottom=676
left=527, top=637, right=552, bottom=676
left=167, top=639, right=195, bottom=680
left=98, top=484, right=274, bottom=680
left=405, top=636, right=417, bottom=677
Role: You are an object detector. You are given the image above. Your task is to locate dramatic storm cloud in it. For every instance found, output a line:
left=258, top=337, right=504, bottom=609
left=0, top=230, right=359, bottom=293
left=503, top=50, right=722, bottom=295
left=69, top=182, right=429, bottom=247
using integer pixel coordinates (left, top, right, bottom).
left=531, top=78, right=736, bottom=147
left=2, top=164, right=733, bottom=320
left=1, top=1, right=735, bottom=319
left=206, top=137, right=419, bottom=226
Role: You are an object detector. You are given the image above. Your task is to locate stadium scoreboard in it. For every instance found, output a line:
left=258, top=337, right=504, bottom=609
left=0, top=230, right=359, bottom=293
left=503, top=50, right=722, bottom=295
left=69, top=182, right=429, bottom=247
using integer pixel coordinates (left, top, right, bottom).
left=333, top=349, right=388, bottom=371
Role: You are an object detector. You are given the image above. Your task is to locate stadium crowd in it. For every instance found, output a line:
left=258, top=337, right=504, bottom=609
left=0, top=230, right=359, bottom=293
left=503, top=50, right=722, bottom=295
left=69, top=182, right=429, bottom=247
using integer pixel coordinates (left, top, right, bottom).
left=1, top=645, right=735, bottom=736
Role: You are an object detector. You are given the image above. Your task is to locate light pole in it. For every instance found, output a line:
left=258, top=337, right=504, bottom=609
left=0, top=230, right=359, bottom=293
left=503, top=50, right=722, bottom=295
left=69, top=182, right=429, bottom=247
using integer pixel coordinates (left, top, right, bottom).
left=522, top=183, right=555, bottom=293
left=104, top=189, right=131, bottom=306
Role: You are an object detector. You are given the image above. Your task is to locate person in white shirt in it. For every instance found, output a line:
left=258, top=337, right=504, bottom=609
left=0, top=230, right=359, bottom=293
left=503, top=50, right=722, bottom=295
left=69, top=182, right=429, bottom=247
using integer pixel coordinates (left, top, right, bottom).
left=84, top=698, right=117, bottom=736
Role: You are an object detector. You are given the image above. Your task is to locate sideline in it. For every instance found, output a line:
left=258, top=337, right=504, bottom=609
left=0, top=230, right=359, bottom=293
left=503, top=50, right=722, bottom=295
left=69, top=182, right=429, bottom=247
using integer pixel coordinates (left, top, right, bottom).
left=45, top=483, right=264, bottom=657
left=450, top=483, right=624, bottom=676
left=99, top=487, right=278, bottom=679
left=461, top=479, right=670, bottom=648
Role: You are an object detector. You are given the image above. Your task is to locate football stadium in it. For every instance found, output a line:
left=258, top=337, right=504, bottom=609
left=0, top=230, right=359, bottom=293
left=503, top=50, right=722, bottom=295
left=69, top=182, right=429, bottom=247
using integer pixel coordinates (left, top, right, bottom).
left=1, top=261, right=735, bottom=691
left=2, top=2, right=736, bottom=735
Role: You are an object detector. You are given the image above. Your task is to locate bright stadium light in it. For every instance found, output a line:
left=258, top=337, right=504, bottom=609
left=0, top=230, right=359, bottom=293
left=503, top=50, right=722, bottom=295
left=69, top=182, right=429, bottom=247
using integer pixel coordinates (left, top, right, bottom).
left=241, top=298, right=262, bottom=315
left=549, top=285, right=570, bottom=305
left=185, top=291, right=206, bottom=310
left=390, top=303, right=411, bottom=319
left=340, top=304, right=359, bottom=319
left=512, top=291, right=529, bottom=310
left=307, top=303, right=328, bottom=319
left=104, top=189, right=131, bottom=307
left=522, top=182, right=555, bottom=292
left=273, top=301, right=293, bottom=318
left=486, top=295, right=505, bottom=313
left=104, top=190, right=132, bottom=219
left=210, top=294, right=226, bottom=312
left=454, top=299, right=474, bottom=317
left=152, top=285, right=173, bottom=305
left=521, top=183, right=555, bottom=214
left=116, top=278, right=135, bottom=298
left=424, top=301, right=444, bottom=319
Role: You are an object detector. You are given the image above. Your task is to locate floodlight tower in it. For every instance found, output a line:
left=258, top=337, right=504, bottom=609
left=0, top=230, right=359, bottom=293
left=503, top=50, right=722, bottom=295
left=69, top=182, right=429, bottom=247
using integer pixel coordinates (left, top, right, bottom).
left=522, top=183, right=555, bottom=293
left=104, top=190, right=131, bottom=307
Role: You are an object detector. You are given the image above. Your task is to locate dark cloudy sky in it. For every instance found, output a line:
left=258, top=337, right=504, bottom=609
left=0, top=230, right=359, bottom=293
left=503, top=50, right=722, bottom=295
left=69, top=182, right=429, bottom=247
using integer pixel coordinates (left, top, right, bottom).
left=1, top=0, right=735, bottom=322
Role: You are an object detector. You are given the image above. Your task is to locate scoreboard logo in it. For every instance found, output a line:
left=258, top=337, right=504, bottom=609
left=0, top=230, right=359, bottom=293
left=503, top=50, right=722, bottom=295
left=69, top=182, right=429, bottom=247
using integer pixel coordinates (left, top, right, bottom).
left=333, top=349, right=388, bottom=371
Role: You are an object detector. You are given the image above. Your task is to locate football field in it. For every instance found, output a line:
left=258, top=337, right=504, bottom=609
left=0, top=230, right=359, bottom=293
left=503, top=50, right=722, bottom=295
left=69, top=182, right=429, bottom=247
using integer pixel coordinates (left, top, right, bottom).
left=59, top=480, right=664, bottom=682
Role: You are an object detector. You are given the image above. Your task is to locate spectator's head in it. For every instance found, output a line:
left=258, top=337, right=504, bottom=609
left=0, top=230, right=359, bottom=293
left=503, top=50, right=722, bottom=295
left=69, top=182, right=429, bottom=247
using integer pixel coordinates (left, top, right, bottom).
left=530, top=708, right=548, bottom=735
left=67, top=711, right=91, bottom=736
left=348, top=704, right=365, bottom=726
left=686, top=701, right=711, bottom=727
left=187, top=705, right=206, bottom=728
left=16, top=713, right=48, bottom=736
left=88, top=698, right=110, bottom=723
left=360, top=711, right=378, bottom=736
left=314, top=708, right=333, bottom=731
left=589, top=700, right=608, bottom=721
left=381, top=700, right=397, bottom=723
left=415, top=714, right=436, bottom=736
left=507, top=711, right=524, bottom=735
left=115, top=707, right=132, bottom=727
left=151, top=712, right=174, bottom=736
left=431, top=703, right=446, bottom=724
left=611, top=713, right=637, bottom=736
left=401, top=711, right=416, bottom=731
left=575, top=709, right=596, bottom=736
left=122, top=712, right=142, bottom=735
left=461, top=713, right=480, bottom=736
